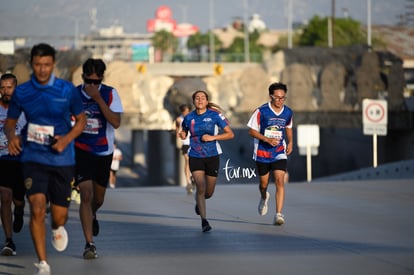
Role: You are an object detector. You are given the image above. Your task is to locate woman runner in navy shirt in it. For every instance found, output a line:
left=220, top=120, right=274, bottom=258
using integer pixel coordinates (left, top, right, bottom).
left=179, top=90, right=234, bottom=232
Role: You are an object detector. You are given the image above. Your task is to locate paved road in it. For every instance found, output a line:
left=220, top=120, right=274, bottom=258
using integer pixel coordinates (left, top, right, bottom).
left=1, top=178, right=413, bottom=275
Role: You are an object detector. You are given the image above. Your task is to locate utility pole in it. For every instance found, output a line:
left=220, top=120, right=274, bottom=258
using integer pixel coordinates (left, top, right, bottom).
left=332, top=0, right=335, bottom=47
left=328, top=0, right=335, bottom=48
left=209, top=0, right=215, bottom=62
left=243, top=0, right=250, bottom=62
left=287, top=0, right=292, bottom=49
left=367, top=0, right=372, bottom=48
left=90, top=7, right=97, bottom=34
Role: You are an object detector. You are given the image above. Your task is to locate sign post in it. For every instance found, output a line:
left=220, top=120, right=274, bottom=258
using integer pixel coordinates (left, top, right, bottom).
left=297, top=124, right=320, bottom=182
left=362, top=99, right=388, bottom=168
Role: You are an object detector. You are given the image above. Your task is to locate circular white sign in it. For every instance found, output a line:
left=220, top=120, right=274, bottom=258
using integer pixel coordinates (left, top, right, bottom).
left=365, top=102, right=385, bottom=123
left=362, top=99, right=387, bottom=125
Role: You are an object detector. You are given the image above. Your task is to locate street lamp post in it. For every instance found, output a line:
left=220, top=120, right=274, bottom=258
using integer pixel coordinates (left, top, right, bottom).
left=209, top=0, right=215, bottom=63
left=328, top=0, right=335, bottom=48
left=367, top=0, right=372, bottom=48
left=243, top=0, right=250, bottom=62
left=288, top=0, right=292, bottom=49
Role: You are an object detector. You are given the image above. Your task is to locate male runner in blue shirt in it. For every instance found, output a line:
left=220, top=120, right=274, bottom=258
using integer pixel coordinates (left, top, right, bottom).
left=5, top=43, right=86, bottom=275
left=247, top=82, right=293, bottom=226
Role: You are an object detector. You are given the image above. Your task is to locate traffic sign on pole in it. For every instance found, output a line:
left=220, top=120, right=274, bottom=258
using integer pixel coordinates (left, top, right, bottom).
left=362, top=99, right=388, bottom=136
left=362, top=99, right=388, bottom=168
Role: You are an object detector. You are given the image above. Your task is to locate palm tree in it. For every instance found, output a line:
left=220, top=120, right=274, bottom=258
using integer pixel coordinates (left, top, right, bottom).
left=151, top=30, right=178, bottom=62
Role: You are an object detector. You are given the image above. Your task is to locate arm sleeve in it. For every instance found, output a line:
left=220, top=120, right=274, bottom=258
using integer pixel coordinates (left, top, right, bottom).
left=246, top=109, right=260, bottom=131
left=109, top=88, right=124, bottom=113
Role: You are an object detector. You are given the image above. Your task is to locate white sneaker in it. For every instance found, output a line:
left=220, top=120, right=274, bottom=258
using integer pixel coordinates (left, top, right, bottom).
left=258, top=192, right=270, bottom=216
left=34, top=261, right=50, bottom=275
left=51, top=226, right=68, bottom=252
left=274, top=213, right=285, bottom=225
left=71, top=189, right=78, bottom=201
left=72, top=191, right=80, bottom=204
left=75, top=192, right=81, bottom=205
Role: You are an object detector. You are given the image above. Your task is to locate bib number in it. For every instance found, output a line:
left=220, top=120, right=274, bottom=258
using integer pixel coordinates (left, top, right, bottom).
left=83, top=118, right=100, bottom=134
left=264, top=127, right=282, bottom=139
left=27, top=123, right=54, bottom=145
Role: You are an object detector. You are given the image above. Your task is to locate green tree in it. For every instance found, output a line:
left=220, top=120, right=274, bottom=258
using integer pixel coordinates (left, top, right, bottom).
left=151, top=30, right=178, bottom=61
left=187, top=32, right=208, bottom=61
left=299, top=16, right=366, bottom=47
left=224, top=30, right=264, bottom=62
left=187, top=31, right=222, bottom=61
left=226, top=37, right=244, bottom=61
left=248, top=30, right=265, bottom=62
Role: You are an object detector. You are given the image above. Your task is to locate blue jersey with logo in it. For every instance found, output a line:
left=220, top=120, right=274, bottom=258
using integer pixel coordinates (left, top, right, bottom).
left=181, top=108, right=230, bottom=158
left=247, top=102, right=293, bottom=163
left=7, top=74, right=84, bottom=166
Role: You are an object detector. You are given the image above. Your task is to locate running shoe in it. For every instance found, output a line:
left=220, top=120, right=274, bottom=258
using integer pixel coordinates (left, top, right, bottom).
left=258, top=191, right=270, bottom=216
left=71, top=189, right=81, bottom=204
left=93, top=216, right=100, bottom=236
left=201, top=219, right=212, bottom=232
left=51, top=226, right=68, bottom=252
left=1, top=239, right=16, bottom=256
left=273, top=213, right=285, bottom=225
left=75, top=192, right=81, bottom=205
left=34, top=261, right=50, bottom=275
left=83, top=242, right=98, bottom=259
left=13, top=206, right=24, bottom=233
left=71, top=189, right=78, bottom=201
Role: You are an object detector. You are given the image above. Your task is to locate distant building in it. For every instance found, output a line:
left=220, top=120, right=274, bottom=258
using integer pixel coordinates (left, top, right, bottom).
left=77, top=23, right=153, bottom=62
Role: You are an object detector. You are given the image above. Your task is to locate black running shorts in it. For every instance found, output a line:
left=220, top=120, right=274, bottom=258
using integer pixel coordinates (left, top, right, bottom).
left=75, top=148, right=113, bottom=188
left=0, top=159, right=25, bottom=201
left=256, top=159, right=287, bottom=176
left=23, top=162, right=74, bottom=207
left=189, top=155, right=220, bottom=177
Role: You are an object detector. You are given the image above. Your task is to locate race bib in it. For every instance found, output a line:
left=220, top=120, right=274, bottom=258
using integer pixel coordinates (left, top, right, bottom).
left=27, top=123, right=54, bottom=145
left=264, top=126, right=282, bottom=139
left=83, top=118, right=100, bottom=134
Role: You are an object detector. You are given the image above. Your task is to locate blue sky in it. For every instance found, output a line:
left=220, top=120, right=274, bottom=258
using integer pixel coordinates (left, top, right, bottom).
left=0, top=0, right=406, bottom=44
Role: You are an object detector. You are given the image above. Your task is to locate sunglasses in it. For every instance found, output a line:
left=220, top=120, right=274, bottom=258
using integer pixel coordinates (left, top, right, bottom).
left=84, top=78, right=102, bottom=85
left=271, top=95, right=286, bottom=101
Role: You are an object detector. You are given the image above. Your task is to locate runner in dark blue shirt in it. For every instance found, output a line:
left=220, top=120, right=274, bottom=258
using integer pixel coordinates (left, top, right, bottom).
left=180, top=90, right=234, bottom=232
left=5, top=43, right=86, bottom=275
